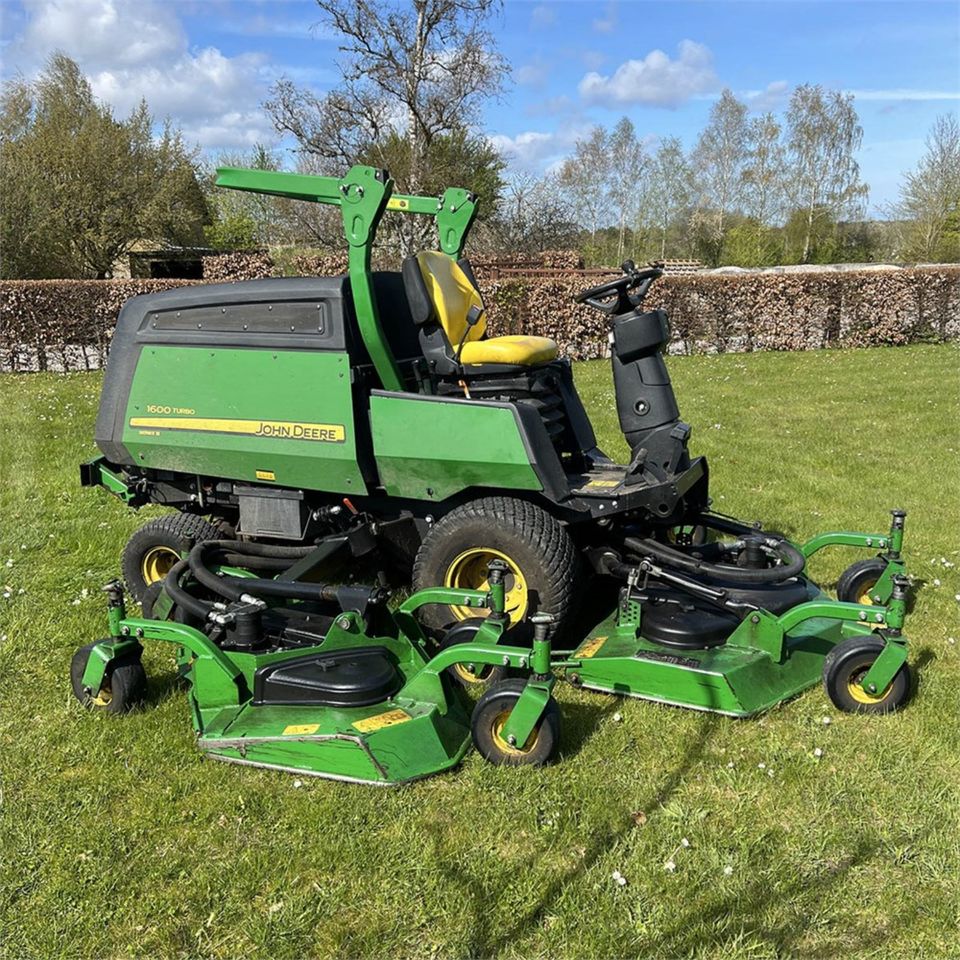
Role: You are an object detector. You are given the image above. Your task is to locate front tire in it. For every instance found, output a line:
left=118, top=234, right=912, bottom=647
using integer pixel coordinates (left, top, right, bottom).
left=122, top=514, right=225, bottom=601
left=822, top=636, right=911, bottom=714
left=412, top=497, right=578, bottom=638
left=471, top=679, right=561, bottom=766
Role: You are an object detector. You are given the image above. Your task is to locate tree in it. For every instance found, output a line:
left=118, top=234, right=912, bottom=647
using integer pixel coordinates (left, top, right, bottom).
left=204, top=144, right=289, bottom=250
left=740, top=112, right=785, bottom=264
left=558, top=126, right=613, bottom=261
left=783, top=84, right=867, bottom=263
left=264, top=0, right=508, bottom=254
left=0, top=54, right=206, bottom=279
left=894, top=113, right=960, bottom=262
left=490, top=172, right=577, bottom=253
left=642, top=136, right=693, bottom=261
left=690, top=89, right=749, bottom=265
left=607, top=117, right=648, bottom=262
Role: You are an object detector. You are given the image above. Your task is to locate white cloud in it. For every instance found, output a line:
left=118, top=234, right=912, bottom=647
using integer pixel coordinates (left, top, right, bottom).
left=530, top=5, right=555, bottom=27
left=592, top=3, right=617, bottom=33
left=744, top=80, right=790, bottom=112
left=578, top=40, right=718, bottom=108
left=846, top=88, right=960, bottom=101
left=16, top=0, right=183, bottom=68
left=4, top=0, right=281, bottom=152
left=516, top=57, right=549, bottom=88
left=488, top=122, right=591, bottom=172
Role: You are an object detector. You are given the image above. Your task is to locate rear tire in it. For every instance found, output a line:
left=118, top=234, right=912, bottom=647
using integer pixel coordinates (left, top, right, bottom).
left=412, top=497, right=578, bottom=638
left=122, top=515, right=225, bottom=601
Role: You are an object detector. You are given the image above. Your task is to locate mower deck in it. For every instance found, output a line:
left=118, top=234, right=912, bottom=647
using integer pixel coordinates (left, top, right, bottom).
left=569, top=606, right=863, bottom=716
left=197, top=696, right=474, bottom=786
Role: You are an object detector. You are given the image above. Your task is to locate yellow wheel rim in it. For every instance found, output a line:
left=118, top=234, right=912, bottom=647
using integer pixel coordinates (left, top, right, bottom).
left=452, top=662, right=493, bottom=685
left=491, top=709, right=540, bottom=756
left=141, top=545, right=179, bottom=585
left=90, top=679, right=113, bottom=708
left=846, top=666, right=890, bottom=705
left=857, top=579, right=879, bottom=605
left=444, top=547, right=528, bottom=623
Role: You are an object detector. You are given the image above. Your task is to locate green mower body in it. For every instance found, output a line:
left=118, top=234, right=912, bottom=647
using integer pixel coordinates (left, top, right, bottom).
left=82, top=165, right=708, bottom=629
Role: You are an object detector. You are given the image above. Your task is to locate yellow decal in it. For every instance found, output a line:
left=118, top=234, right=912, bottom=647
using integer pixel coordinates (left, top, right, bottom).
left=283, top=723, right=320, bottom=736
left=255, top=470, right=276, bottom=481
left=386, top=196, right=410, bottom=211
left=577, top=636, right=607, bottom=659
left=586, top=479, right=620, bottom=489
left=129, top=416, right=345, bottom=443
left=352, top=709, right=411, bottom=734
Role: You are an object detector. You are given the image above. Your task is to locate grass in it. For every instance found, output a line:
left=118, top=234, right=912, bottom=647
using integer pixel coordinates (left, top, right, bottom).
left=1, top=344, right=959, bottom=960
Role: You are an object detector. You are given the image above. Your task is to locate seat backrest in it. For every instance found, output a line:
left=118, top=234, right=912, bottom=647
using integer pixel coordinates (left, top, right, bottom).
left=406, top=251, right=486, bottom=347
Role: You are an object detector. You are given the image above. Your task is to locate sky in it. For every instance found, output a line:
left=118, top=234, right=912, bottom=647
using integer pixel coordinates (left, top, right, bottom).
left=1, top=0, right=958, bottom=214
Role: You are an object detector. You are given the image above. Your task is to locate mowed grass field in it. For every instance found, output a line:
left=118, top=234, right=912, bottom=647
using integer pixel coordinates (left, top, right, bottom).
left=1, top=344, right=959, bottom=960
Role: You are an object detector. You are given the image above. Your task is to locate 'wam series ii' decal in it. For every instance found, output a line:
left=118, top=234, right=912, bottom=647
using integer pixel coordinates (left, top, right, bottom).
left=129, top=416, right=346, bottom=442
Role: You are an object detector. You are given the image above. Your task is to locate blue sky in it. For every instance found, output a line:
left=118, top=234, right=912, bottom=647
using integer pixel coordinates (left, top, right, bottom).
left=2, top=0, right=958, bottom=213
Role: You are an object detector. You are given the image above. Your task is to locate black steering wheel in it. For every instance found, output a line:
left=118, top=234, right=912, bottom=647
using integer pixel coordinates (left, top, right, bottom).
left=574, top=261, right=663, bottom=315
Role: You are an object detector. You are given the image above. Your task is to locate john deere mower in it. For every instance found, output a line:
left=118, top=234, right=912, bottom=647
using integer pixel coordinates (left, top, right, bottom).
left=79, top=163, right=915, bottom=725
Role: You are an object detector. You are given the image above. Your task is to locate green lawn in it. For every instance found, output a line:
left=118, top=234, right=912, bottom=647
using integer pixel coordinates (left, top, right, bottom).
left=2, top=344, right=959, bottom=960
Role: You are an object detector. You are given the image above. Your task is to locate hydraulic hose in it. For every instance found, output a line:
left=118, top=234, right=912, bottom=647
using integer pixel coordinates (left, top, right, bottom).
left=623, top=535, right=806, bottom=584
left=187, top=540, right=341, bottom=604
left=163, top=558, right=217, bottom=621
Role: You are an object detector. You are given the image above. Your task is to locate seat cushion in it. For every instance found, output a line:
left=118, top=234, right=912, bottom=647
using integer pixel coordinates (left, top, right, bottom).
left=460, top=335, right=558, bottom=366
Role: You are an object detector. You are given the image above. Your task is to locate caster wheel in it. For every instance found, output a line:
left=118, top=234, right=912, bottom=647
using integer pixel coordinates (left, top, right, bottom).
left=836, top=558, right=889, bottom=605
left=471, top=679, right=560, bottom=766
left=71, top=641, right=147, bottom=713
left=439, top=618, right=508, bottom=688
left=822, top=636, right=911, bottom=714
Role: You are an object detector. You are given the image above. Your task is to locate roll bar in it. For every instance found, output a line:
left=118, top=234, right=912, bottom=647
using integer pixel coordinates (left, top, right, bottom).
left=215, top=164, right=479, bottom=392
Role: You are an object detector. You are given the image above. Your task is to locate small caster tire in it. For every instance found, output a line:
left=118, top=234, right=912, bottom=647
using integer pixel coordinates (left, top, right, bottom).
left=822, top=636, right=911, bottom=714
left=836, top=558, right=889, bottom=605
left=471, top=679, right=560, bottom=766
left=71, top=641, right=147, bottom=713
left=439, top=618, right=508, bottom=688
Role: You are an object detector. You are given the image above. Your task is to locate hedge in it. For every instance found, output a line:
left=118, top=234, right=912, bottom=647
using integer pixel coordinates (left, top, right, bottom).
left=0, top=279, right=200, bottom=372
left=481, top=266, right=960, bottom=359
left=2, top=265, right=958, bottom=372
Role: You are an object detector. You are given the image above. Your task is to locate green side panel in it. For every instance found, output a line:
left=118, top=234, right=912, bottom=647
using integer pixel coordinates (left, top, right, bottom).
left=369, top=394, right=542, bottom=501
left=122, top=346, right=365, bottom=493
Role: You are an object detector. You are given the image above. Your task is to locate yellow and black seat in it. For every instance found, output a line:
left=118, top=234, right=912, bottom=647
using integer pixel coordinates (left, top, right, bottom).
left=402, top=250, right=558, bottom=377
